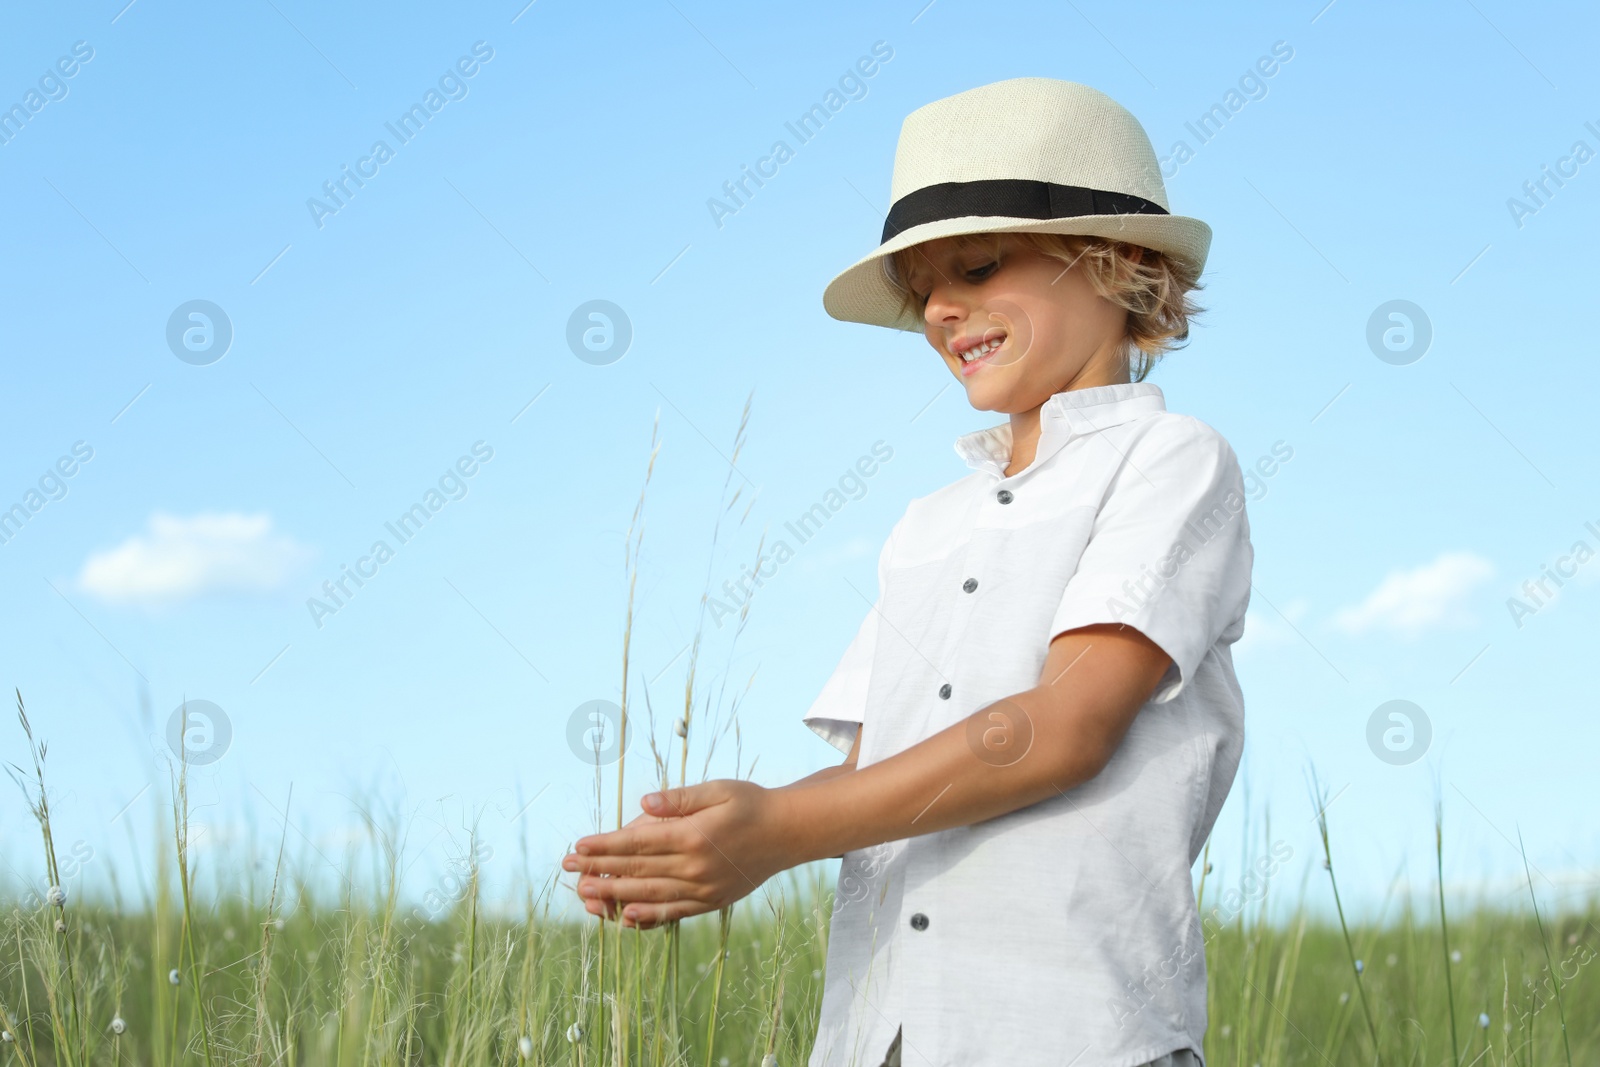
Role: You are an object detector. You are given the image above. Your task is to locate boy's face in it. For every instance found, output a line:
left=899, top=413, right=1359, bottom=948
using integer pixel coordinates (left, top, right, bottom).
left=903, top=234, right=1132, bottom=413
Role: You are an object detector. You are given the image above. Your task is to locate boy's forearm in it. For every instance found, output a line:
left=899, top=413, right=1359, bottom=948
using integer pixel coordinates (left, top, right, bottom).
left=773, top=629, right=1169, bottom=866
left=777, top=763, right=857, bottom=790
left=776, top=761, right=859, bottom=860
left=772, top=687, right=1073, bottom=864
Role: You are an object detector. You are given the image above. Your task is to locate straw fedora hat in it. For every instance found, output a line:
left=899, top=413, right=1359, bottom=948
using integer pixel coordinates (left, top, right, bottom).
left=822, top=78, right=1211, bottom=333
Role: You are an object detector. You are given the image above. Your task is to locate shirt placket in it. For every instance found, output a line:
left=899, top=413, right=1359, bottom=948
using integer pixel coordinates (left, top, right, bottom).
left=897, top=420, right=1084, bottom=1063
left=895, top=465, right=1040, bottom=1065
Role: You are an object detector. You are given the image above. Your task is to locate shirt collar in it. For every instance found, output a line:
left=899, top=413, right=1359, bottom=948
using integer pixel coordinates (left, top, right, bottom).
left=952, top=381, right=1168, bottom=477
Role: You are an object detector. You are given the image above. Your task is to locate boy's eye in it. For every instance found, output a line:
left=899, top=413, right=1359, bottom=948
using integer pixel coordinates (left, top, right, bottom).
left=908, top=258, right=997, bottom=302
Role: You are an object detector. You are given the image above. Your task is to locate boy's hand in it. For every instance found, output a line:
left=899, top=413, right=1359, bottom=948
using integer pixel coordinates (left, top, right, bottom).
left=561, top=779, right=794, bottom=930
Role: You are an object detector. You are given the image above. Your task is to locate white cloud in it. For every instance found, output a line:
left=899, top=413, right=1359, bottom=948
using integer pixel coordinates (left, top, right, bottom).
left=1333, top=551, right=1495, bottom=638
left=78, top=511, right=315, bottom=607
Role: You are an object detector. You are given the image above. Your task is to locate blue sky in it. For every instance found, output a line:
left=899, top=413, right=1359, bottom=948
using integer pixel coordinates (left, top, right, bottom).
left=1, top=0, right=1596, bottom=923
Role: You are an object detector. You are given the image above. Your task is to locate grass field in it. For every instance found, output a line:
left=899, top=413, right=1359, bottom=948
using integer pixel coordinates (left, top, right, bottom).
left=4, top=671, right=1598, bottom=1067
left=2, top=774, right=1596, bottom=1067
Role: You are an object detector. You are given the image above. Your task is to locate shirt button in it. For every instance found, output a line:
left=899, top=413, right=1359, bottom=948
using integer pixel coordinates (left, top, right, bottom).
left=909, top=912, right=929, bottom=931
left=996, top=489, right=1014, bottom=504
left=938, top=683, right=952, bottom=700
left=962, top=578, right=978, bottom=593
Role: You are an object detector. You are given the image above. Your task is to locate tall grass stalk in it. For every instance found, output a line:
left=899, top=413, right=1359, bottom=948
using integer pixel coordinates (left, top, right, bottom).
left=1519, top=829, right=1573, bottom=1067
left=602, top=408, right=661, bottom=1067
left=1503, top=958, right=1521, bottom=1067
left=353, top=802, right=401, bottom=1067
left=663, top=390, right=754, bottom=1032
left=608, top=394, right=756, bottom=1067
left=1436, top=795, right=1462, bottom=1067
left=169, top=728, right=217, bottom=1067
left=0, top=958, right=35, bottom=1067
left=702, top=906, right=732, bottom=1067
left=8, top=692, right=87, bottom=1067
left=248, top=786, right=290, bottom=1067
left=1307, top=765, right=1384, bottom=1067
left=759, top=896, right=788, bottom=1066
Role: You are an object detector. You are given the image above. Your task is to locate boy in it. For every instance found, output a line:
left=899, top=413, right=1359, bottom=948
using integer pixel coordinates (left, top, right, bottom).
left=563, top=78, right=1252, bottom=1067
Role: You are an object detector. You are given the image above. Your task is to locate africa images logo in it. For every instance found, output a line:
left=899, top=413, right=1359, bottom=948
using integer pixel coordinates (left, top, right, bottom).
left=165, top=300, right=234, bottom=365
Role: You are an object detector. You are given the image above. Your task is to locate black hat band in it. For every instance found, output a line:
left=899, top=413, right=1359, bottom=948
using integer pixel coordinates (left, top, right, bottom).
left=880, top=178, right=1168, bottom=244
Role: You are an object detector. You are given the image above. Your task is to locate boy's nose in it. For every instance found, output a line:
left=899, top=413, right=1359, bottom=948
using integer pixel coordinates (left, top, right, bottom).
left=924, top=287, right=970, bottom=331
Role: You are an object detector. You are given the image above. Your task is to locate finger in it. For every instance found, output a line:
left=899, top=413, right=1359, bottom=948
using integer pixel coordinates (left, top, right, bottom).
left=580, top=875, right=702, bottom=905
left=620, top=898, right=721, bottom=930
left=641, top=781, right=722, bottom=818
left=567, top=852, right=680, bottom=879
left=567, top=874, right=628, bottom=914
left=571, top=820, right=684, bottom=859
left=576, top=871, right=654, bottom=906
left=576, top=887, right=627, bottom=918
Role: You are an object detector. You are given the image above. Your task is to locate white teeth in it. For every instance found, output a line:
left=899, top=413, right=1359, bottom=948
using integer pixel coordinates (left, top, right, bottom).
left=960, top=336, right=1004, bottom=362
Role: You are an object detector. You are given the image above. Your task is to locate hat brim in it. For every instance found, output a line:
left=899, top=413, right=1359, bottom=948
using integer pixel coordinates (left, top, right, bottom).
left=822, top=213, right=1212, bottom=333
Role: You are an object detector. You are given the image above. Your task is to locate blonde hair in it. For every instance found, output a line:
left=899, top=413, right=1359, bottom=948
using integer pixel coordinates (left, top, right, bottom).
left=883, top=231, right=1206, bottom=382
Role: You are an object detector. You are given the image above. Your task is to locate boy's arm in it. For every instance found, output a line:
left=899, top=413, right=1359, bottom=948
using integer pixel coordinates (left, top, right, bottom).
left=773, top=623, right=1168, bottom=861
left=774, top=725, right=861, bottom=860
left=565, top=623, right=1170, bottom=927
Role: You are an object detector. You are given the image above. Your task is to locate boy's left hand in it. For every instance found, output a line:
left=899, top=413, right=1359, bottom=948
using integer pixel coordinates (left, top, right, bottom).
left=561, top=779, right=794, bottom=930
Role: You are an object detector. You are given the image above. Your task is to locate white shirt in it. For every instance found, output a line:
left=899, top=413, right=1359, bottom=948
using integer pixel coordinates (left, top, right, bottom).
left=802, top=382, right=1253, bottom=1067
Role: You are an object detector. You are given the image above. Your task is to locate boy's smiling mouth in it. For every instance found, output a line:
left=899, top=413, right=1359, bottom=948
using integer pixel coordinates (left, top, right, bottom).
left=949, top=330, right=1007, bottom=376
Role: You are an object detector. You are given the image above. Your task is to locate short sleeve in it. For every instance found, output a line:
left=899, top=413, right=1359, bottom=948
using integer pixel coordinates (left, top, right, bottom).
left=801, top=519, right=899, bottom=754
left=1048, top=417, right=1254, bottom=703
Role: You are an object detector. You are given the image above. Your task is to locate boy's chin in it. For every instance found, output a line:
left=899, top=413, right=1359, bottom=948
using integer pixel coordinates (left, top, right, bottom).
left=959, top=378, right=1015, bottom=411
left=963, top=372, right=1073, bottom=415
